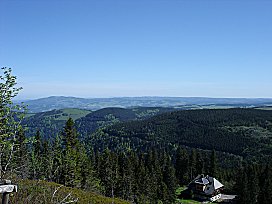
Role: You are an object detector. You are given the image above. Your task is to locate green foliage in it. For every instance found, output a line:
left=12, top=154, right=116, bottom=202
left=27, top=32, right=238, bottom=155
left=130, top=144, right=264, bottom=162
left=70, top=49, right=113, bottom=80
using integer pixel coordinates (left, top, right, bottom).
left=0, top=67, right=27, bottom=179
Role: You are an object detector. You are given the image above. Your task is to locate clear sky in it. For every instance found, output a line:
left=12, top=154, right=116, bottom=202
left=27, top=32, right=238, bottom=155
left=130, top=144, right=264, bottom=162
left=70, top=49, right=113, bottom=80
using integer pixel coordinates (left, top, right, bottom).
left=1, top=0, right=272, bottom=99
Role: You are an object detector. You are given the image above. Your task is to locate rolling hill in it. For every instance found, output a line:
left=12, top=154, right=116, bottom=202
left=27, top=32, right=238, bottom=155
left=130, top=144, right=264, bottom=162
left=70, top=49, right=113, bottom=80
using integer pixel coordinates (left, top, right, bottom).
left=22, top=107, right=175, bottom=138
left=90, top=108, right=272, bottom=159
left=18, top=96, right=272, bottom=113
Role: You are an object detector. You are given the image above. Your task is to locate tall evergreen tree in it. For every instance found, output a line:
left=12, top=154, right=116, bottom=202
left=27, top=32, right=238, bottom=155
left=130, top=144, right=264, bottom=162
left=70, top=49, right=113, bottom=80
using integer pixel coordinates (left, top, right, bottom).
left=30, top=130, right=43, bottom=179
left=196, top=151, right=205, bottom=174
left=189, top=149, right=197, bottom=179
left=237, top=168, right=251, bottom=204
left=62, top=118, right=79, bottom=148
left=163, top=157, right=177, bottom=203
left=52, top=133, right=63, bottom=184
left=13, top=127, right=29, bottom=178
left=62, top=118, right=82, bottom=187
left=175, top=147, right=190, bottom=184
left=258, top=164, right=272, bottom=204
left=209, top=150, right=218, bottom=177
left=40, top=138, right=53, bottom=180
left=248, top=164, right=260, bottom=204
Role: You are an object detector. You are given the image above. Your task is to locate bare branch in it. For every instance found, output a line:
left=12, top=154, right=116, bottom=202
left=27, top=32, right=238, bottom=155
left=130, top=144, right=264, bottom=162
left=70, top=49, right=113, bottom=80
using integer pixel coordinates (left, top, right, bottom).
left=51, top=185, right=64, bottom=202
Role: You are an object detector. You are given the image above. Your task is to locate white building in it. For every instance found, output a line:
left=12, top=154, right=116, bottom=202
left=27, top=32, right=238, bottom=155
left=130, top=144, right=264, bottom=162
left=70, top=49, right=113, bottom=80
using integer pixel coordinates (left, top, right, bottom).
left=188, top=174, right=224, bottom=202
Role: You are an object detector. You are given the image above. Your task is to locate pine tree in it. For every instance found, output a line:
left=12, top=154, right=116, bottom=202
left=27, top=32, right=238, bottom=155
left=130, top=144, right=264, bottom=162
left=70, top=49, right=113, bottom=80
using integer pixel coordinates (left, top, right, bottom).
left=62, top=118, right=79, bottom=148
left=248, top=164, right=260, bottom=204
left=209, top=150, right=218, bottom=177
left=163, top=157, right=177, bottom=203
left=62, top=118, right=82, bottom=187
left=40, top=138, right=53, bottom=180
left=13, top=127, right=29, bottom=178
left=30, top=130, right=43, bottom=179
left=135, top=155, right=147, bottom=203
left=196, top=151, right=204, bottom=174
left=189, top=149, right=197, bottom=179
left=258, top=164, right=272, bottom=204
left=175, top=147, right=190, bottom=184
left=116, top=152, right=135, bottom=201
left=98, top=149, right=120, bottom=199
left=80, top=147, right=102, bottom=192
left=52, top=133, right=64, bottom=184
left=238, top=168, right=251, bottom=204
left=34, top=130, right=42, bottom=157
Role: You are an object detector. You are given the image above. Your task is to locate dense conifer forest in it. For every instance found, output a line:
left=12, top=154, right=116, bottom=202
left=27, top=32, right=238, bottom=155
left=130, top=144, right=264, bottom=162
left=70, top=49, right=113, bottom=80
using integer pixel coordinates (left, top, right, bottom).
left=16, top=107, right=272, bottom=203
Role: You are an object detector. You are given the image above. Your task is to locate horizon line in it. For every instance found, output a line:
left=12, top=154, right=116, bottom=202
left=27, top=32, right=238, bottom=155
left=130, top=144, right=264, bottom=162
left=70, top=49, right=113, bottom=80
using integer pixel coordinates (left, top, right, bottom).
left=15, top=95, right=272, bottom=101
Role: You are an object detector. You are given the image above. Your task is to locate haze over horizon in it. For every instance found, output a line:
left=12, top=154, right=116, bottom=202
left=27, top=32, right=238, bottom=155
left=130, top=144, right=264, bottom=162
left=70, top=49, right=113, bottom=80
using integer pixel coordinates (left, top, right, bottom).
left=15, top=95, right=272, bottom=101
left=1, top=0, right=271, bottom=99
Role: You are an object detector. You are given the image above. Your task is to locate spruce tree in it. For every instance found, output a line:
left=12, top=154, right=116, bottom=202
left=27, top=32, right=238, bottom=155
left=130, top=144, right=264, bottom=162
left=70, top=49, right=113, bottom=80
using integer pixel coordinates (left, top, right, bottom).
left=62, top=118, right=82, bottom=187
left=209, top=150, right=218, bottom=177
left=52, top=133, right=64, bottom=184
left=248, top=164, right=260, bottom=204
left=189, top=149, right=197, bottom=179
left=238, top=168, right=251, bottom=204
left=163, top=158, right=177, bottom=203
left=30, top=130, right=43, bottom=179
left=196, top=151, right=204, bottom=174
left=175, top=147, right=190, bottom=184
left=40, top=139, right=53, bottom=180
left=13, top=127, right=29, bottom=178
left=259, top=164, right=272, bottom=204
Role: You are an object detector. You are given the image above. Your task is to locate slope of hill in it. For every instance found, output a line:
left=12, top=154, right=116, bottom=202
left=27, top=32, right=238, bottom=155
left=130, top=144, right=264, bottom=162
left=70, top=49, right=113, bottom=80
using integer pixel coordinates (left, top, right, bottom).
left=23, top=107, right=174, bottom=138
left=19, top=96, right=272, bottom=113
left=10, top=179, right=129, bottom=204
left=76, top=107, right=174, bottom=136
left=91, top=108, right=272, bottom=159
left=22, top=108, right=91, bottom=138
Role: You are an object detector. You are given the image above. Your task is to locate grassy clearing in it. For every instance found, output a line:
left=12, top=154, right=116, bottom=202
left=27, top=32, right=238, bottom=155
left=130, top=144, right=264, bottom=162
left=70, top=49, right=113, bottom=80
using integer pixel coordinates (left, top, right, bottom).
left=255, top=107, right=272, bottom=110
left=176, top=199, right=201, bottom=204
left=175, top=186, right=187, bottom=195
left=175, top=186, right=202, bottom=204
left=57, top=108, right=91, bottom=120
left=25, top=113, right=36, bottom=118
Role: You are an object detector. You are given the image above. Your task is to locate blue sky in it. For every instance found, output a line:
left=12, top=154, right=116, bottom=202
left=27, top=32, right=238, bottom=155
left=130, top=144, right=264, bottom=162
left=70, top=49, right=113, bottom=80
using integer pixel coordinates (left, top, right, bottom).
left=1, top=0, right=271, bottom=99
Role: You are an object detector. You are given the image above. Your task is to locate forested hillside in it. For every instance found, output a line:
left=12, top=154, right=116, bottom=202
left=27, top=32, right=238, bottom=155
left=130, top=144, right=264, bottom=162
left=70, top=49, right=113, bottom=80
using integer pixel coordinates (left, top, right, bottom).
left=90, top=108, right=272, bottom=159
left=23, top=107, right=174, bottom=138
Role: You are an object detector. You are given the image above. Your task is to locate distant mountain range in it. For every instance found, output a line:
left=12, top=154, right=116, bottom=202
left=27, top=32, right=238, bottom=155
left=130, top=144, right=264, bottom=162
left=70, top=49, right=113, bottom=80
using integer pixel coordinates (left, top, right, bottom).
left=17, top=96, right=272, bottom=113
